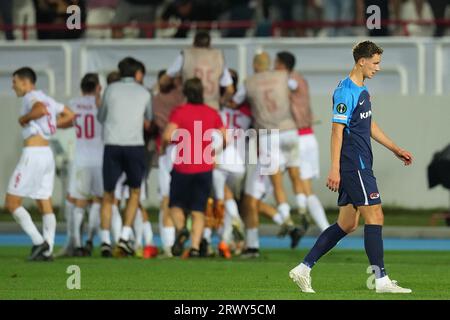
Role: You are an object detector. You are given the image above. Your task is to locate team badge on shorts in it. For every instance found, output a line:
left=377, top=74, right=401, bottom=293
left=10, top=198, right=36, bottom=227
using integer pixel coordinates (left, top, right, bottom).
left=336, top=103, right=347, bottom=114
left=369, top=192, right=380, bottom=200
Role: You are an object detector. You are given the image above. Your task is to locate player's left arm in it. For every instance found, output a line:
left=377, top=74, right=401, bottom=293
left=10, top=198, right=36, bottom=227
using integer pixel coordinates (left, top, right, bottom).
left=371, top=120, right=413, bottom=165
left=57, top=106, right=76, bottom=128
left=19, top=101, right=49, bottom=127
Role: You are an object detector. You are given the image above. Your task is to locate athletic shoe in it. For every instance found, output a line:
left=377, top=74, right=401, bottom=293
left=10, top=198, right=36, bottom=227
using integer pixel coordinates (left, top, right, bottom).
left=289, top=264, right=315, bottom=293
left=232, top=221, right=245, bottom=242
left=74, top=247, right=86, bottom=257
left=376, top=280, right=412, bottom=293
left=277, top=217, right=295, bottom=238
left=28, top=241, right=50, bottom=261
left=143, top=245, right=158, bottom=259
left=289, top=227, right=305, bottom=249
left=34, top=253, right=54, bottom=262
left=115, top=238, right=135, bottom=257
left=172, top=228, right=190, bottom=257
left=232, top=240, right=245, bottom=256
left=55, top=244, right=75, bottom=258
left=84, top=240, right=93, bottom=257
left=135, top=247, right=144, bottom=258
left=218, top=241, right=232, bottom=259
left=199, top=238, right=215, bottom=257
left=161, top=246, right=173, bottom=258
left=100, top=242, right=112, bottom=258
left=240, top=248, right=260, bottom=259
left=182, top=248, right=201, bottom=259
left=299, top=213, right=310, bottom=232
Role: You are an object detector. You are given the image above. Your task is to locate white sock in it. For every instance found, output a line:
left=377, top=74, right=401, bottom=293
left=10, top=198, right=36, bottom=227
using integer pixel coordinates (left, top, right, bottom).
left=100, top=229, right=111, bottom=245
left=224, top=199, right=239, bottom=219
left=296, top=193, right=307, bottom=212
left=72, top=207, right=84, bottom=248
left=143, top=221, right=153, bottom=246
left=203, top=227, right=212, bottom=243
left=272, top=213, right=284, bottom=226
left=87, top=202, right=101, bottom=241
left=133, top=209, right=144, bottom=249
left=298, top=262, right=311, bottom=275
left=221, top=213, right=233, bottom=244
left=111, top=205, right=122, bottom=244
left=12, top=207, right=44, bottom=245
left=64, top=200, right=75, bottom=246
left=307, top=195, right=330, bottom=232
left=245, top=228, right=259, bottom=249
left=162, top=226, right=175, bottom=247
left=277, top=203, right=291, bottom=220
left=375, top=275, right=391, bottom=288
left=42, top=213, right=56, bottom=256
left=120, top=225, right=133, bottom=241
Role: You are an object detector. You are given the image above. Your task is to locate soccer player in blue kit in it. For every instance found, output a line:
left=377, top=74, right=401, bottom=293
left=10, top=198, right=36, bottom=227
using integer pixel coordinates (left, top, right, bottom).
left=289, top=41, right=413, bottom=294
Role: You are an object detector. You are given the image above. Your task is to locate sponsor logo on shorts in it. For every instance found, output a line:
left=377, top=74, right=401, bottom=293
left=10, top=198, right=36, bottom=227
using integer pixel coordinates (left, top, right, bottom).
left=369, top=192, right=380, bottom=200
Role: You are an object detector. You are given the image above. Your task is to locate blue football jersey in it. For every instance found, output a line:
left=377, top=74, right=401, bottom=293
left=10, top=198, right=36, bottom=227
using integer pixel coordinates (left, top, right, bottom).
left=332, top=77, right=373, bottom=171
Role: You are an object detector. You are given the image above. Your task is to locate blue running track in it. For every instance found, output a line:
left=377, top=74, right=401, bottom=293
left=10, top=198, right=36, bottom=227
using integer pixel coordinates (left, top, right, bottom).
left=1, top=234, right=450, bottom=251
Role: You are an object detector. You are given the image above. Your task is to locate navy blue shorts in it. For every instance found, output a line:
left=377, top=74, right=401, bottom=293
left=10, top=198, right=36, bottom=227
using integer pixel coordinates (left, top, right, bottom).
left=169, top=170, right=213, bottom=212
left=338, top=169, right=381, bottom=207
left=103, top=145, right=146, bottom=192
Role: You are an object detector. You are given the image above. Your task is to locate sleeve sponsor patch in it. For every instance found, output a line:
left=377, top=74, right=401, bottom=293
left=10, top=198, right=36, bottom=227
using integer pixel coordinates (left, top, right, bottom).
left=333, top=114, right=347, bottom=121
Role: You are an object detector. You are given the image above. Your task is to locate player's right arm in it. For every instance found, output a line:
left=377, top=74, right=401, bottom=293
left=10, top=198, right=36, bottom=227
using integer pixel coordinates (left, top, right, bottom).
left=327, top=86, right=353, bottom=192
left=327, top=122, right=345, bottom=192
left=160, top=54, right=183, bottom=90
left=57, top=106, right=75, bottom=129
left=18, top=101, right=49, bottom=127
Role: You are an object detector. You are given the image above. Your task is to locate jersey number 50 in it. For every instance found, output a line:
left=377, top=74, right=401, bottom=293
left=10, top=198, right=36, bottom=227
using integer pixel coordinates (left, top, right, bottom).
left=75, top=114, right=95, bottom=139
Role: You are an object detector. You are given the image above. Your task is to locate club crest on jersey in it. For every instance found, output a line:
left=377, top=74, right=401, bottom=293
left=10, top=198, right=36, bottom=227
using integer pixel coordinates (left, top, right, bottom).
left=336, top=103, right=347, bottom=114
left=369, top=192, right=380, bottom=200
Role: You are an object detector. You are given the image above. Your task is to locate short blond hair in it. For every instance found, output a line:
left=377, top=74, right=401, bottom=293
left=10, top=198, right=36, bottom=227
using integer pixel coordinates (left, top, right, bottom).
left=253, top=51, right=271, bottom=72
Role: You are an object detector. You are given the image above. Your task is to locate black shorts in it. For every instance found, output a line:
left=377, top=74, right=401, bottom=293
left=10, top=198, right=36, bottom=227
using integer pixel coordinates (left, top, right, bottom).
left=169, top=170, right=213, bottom=212
left=338, top=169, right=381, bottom=207
left=103, top=145, right=146, bottom=192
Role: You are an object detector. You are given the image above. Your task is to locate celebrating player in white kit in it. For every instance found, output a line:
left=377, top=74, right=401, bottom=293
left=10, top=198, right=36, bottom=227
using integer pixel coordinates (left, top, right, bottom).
left=275, top=51, right=330, bottom=233
left=213, top=69, right=249, bottom=258
left=5, top=67, right=75, bottom=261
left=67, top=73, right=104, bottom=256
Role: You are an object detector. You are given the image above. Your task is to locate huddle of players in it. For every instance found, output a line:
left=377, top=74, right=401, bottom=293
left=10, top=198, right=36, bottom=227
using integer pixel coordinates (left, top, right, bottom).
left=153, top=31, right=331, bottom=259
left=6, top=31, right=330, bottom=261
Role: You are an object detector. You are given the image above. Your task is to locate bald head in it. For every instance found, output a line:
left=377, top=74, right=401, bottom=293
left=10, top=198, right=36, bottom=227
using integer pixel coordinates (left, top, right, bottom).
left=253, top=51, right=271, bottom=73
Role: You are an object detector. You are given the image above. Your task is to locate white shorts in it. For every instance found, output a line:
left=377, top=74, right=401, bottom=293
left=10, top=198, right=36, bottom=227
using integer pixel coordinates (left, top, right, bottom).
left=68, top=164, right=103, bottom=200
left=7, top=147, right=55, bottom=200
left=244, top=164, right=273, bottom=201
left=213, top=168, right=245, bottom=200
left=298, top=133, right=320, bottom=180
left=158, top=144, right=176, bottom=199
left=259, top=129, right=299, bottom=174
left=215, top=139, right=246, bottom=174
left=114, top=173, right=147, bottom=202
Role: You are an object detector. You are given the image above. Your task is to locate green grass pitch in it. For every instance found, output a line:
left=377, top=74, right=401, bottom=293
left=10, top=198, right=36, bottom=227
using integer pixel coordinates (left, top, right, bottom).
left=1, top=247, right=449, bottom=300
